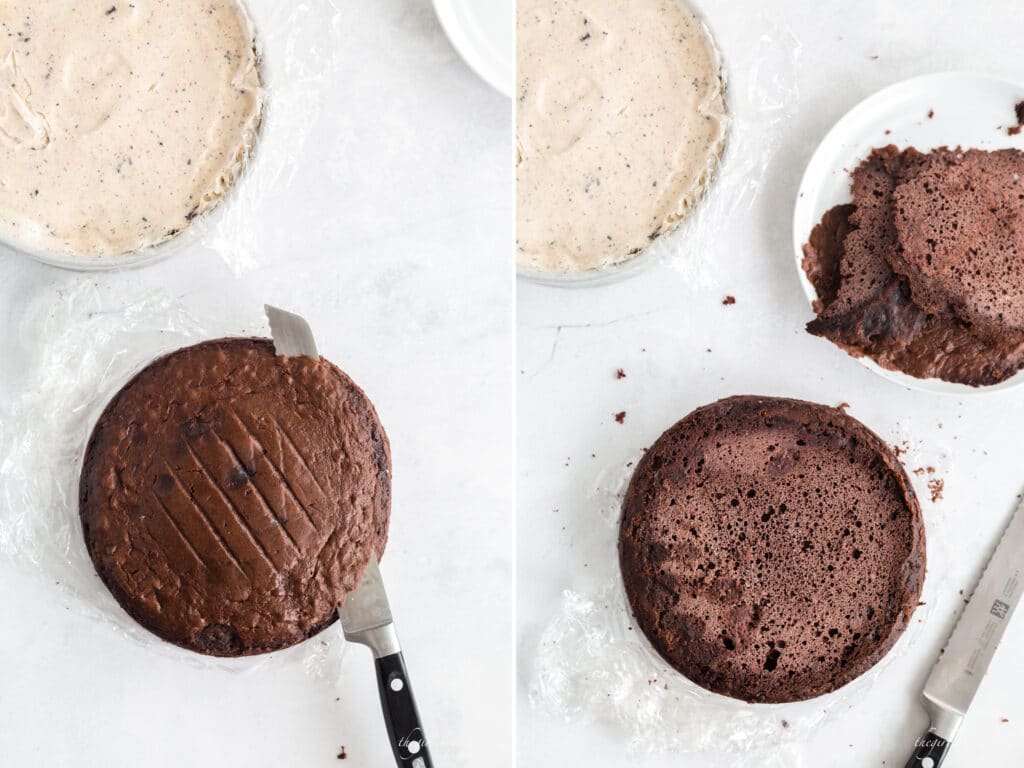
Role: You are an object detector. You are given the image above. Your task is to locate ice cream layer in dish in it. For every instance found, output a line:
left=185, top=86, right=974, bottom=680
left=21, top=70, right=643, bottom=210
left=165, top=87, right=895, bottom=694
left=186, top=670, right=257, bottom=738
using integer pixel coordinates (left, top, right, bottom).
left=516, top=0, right=727, bottom=275
left=0, top=0, right=262, bottom=259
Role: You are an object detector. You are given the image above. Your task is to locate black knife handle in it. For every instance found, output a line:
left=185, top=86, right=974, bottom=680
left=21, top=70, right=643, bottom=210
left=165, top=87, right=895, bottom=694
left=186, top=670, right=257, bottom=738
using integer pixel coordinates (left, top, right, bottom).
left=375, top=651, right=433, bottom=767
left=904, top=729, right=949, bottom=768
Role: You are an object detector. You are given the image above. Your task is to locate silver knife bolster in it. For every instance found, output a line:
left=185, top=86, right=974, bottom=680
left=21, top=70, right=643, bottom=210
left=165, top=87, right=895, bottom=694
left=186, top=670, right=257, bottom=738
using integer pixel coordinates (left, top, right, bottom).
left=922, top=694, right=964, bottom=742
left=345, top=621, right=401, bottom=659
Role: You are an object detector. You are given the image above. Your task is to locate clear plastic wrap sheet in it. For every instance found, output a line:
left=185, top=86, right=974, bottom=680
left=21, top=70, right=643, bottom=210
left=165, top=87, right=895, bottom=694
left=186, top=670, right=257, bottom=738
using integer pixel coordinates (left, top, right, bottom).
left=0, top=281, right=346, bottom=678
left=203, top=0, right=345, bottom=275
left=641, top=4, right=804, bottom=287
left=528, top=438, right=952, bottom=761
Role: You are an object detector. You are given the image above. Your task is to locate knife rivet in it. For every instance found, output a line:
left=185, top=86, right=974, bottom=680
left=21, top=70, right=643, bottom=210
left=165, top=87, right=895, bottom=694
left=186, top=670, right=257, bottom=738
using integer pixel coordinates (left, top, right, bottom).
left=921, top=758, right=934, bottom=768
left=390, top=677, right=405, bottom=692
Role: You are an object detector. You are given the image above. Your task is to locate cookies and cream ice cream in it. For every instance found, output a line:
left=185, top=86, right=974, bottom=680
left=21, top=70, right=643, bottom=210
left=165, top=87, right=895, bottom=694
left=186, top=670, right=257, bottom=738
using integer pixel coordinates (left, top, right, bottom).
left=517, top=0, right=727, bottom=275
left=0, top=0, right=262, bottom=259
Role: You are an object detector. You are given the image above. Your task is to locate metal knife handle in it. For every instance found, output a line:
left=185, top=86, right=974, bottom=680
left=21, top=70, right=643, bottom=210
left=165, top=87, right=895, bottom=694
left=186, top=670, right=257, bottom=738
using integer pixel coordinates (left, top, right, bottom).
left=375, top=651, right=433, bottom=767
left=903, top=729, right=949, bottom=768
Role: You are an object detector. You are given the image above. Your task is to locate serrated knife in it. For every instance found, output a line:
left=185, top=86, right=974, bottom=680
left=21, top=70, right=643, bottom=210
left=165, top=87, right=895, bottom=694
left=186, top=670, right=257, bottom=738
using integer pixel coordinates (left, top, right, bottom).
left=904, top=496, right=1024, bottom=767
left=265, top=305, right=433, bottom=768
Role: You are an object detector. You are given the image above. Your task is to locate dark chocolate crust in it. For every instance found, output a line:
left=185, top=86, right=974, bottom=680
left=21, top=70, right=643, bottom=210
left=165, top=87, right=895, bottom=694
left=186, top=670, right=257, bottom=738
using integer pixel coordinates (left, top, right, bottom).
left=79, top=338, right=391, bottom=656
left=619, top=396, right=925, bottom=704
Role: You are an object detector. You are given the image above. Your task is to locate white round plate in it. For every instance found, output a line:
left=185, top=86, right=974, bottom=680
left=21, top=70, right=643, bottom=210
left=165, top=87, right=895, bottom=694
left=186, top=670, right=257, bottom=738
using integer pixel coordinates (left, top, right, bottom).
left=433, top=0, right=514, bottom=98
left=794, top=72, right=1024, bottom=394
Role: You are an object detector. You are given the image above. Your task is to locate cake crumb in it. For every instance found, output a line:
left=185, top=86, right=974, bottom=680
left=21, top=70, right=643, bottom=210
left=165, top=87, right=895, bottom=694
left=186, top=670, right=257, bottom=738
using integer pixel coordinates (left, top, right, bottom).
left=1001, top=717, right=1009, bottom=723
left=927, top=109, right=934, bottom=119
left=722, top=295, right=736, bottom=306
left=616, top=368, right=627, bottom=379
left=614, top=411, right=627, bottom=424
left=337, top=746, right=347, bottom=760
left=837, top=401, right=850, bottom=412
left=1008, top=100, right=1024, bottom=135
left=781, top=719, right=789, bottom=729
left=928, top=478, right=944, bottom=503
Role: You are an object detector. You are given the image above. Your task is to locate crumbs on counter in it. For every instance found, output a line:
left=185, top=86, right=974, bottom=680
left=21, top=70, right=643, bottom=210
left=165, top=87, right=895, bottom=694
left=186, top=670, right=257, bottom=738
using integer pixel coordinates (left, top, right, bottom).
left=781, top=720, right=789, bottom=729
left=927, top=109, right=934, bottom=119
left=1002, top=717, right=1010, bottom=723
left=614, top=411, right=626, bottom=424
left=336, top=746, right=347, bottom=760
left=616, top=368, right=627, bottom=379
left=722, top=295, right=736, bottom=305
left=1009, top=100, right=1024, bottom=136
left=928, top=478, right=944, bottom=503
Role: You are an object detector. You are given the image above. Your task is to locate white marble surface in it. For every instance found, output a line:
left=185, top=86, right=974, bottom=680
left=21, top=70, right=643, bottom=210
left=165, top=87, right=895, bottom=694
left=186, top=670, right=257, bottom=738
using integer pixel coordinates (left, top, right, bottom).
left=518, top=1, right=1024, bottom=766
left=0, top=1, right=513, bottom=766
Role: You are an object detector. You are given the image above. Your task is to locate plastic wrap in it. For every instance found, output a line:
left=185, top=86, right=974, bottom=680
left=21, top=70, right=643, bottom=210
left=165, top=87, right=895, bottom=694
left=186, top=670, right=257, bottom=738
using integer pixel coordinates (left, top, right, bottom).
left=204, top=0, right=345, bottom=275
left=0, top=0, right=342, bottom=273
left=0, top=281, right=345, bottom=678
left=528, top=442, right=952, bottom=761
left=648, top=6, right=804, bottom=289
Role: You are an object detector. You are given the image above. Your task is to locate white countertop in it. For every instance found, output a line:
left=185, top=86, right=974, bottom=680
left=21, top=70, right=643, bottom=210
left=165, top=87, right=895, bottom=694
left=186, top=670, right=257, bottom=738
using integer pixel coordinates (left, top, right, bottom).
left=517, top=1, right=1024, bottom=766
left=0, top=1, right=513, bottom=766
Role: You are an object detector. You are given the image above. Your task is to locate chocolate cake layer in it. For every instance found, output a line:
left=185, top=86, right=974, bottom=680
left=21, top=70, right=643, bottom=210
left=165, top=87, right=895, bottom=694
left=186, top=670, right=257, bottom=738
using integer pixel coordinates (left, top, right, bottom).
left=807, top=146, right=934, bottom=352
left=803, top=146, right=1024, bottom=386
left=805, top=203, right=1024, bottom=385
left=893, top=148, right=1024, bottom=338
left=80, top=338, right=390, bottom=656
left=619, top=396, right=925, bottom=703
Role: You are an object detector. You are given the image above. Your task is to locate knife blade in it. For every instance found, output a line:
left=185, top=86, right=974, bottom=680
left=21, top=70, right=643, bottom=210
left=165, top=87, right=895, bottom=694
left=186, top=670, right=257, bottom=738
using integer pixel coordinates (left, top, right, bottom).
left=340, top=557, right=433, bottom=767
left=338, top=555, right=397, bottom=653
left=265, top=305, right=432, bottom=767
left=904, top=495, right=1024, bottom=767
left=265, top=304, right=319, bottom=357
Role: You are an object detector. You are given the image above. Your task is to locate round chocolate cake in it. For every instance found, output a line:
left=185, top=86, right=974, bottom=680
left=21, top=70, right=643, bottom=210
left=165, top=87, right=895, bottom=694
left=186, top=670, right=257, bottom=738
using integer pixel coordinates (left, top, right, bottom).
left=80, top=338, right=390, bottom=656
left=619, top=396, right=925, bottom=703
